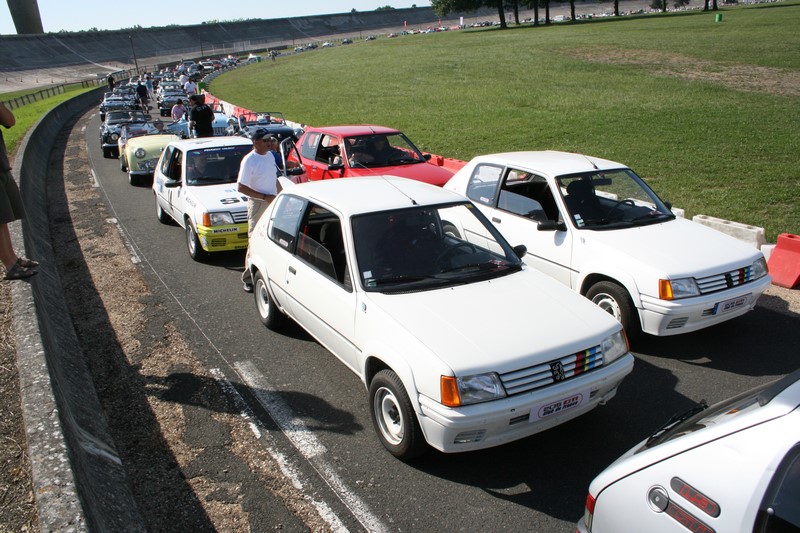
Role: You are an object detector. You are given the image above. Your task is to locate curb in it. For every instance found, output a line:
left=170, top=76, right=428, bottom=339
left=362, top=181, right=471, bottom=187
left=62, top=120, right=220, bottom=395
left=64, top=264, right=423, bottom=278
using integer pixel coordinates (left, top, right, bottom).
left=10, top=88, right=146, bottom=531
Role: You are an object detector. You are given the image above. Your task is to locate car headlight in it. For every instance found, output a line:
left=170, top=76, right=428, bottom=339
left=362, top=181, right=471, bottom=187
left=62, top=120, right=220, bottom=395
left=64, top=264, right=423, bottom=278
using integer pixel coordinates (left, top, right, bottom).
left=751, top=257, right=768, bottom=279
left=110, top=133, right=119, bottom=141
left=658, top=277, right=700, bottom=300
left=602, top=330, right=629, bottom=364
left=134, top=148, right=146, bottom=158
left=203, top=211, right=235, bottom=226
left=440, top=373, right=506, bottom=407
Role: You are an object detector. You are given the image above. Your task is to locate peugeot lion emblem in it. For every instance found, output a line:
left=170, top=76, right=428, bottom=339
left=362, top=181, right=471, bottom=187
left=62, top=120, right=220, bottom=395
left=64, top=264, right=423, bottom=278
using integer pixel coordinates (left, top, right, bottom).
left=550, top=361, right=566, bottom=382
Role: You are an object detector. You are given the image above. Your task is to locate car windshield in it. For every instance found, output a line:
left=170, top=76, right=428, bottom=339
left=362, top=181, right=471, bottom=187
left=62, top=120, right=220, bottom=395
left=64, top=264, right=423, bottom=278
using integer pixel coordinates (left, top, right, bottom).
left=352, top=202, right=523, bottom=292
left=185, top=145, right=252, bottom=185
left=558, top=168, right=675, bottom=229
left=107, top=111, right=148, bottom=125
left=344, top=133, right=425, bottom=169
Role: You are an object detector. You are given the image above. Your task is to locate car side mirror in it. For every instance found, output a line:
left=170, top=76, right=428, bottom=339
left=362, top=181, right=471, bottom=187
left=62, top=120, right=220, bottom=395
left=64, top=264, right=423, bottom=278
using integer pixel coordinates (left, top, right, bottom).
left=423, top=153, right=432, bottom=161
left=328, top=162, right=344, bottom=171
left=664, top=201, right=672, bottom=210
left=286, top=166, right=304, bottom=176
left=537, top=220, right=567, bottom=232
left=512, top=244, right=527, bottom=259
left=164, top=179, right=181, bottom=188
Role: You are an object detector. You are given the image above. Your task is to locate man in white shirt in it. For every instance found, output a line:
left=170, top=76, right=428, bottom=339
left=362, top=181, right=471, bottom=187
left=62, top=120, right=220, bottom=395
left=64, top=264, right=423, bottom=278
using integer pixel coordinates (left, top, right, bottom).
left=183, top=79, right=197, bottom=96
left=237, top=130, right=280, bottom=292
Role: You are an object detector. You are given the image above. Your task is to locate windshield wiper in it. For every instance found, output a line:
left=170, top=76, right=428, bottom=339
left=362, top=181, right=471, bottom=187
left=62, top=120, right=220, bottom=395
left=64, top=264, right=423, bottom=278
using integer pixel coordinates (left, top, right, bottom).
left=645, top=400, right=708, bottom=447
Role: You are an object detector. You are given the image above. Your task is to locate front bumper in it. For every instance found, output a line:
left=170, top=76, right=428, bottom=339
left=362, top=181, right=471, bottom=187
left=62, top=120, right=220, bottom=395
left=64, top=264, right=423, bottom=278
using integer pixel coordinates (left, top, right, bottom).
left=128, top=158, right=159, bottom=176
left=639, top=274, right=771, bottom=336
left=416, top=353, right=634, bottom=453
left=197, top=222, right=249, bottom=253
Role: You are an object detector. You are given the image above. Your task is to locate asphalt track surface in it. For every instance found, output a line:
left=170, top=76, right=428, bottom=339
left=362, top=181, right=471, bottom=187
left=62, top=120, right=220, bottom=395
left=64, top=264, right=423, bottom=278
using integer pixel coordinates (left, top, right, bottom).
left=75, top=102, right=800, bottom=532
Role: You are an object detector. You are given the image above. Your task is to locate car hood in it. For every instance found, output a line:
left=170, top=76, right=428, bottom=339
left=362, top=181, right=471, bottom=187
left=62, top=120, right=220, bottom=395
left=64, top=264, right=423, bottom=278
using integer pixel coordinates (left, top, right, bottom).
left=347, top=162, right=455, bottom=186
left=365, top=268, right=621, bottom=376
left=188, top=184, right=247, bottom=212
left=580, top=217, right=763, bottom=278
left=126, top=134, right=179, bottom=152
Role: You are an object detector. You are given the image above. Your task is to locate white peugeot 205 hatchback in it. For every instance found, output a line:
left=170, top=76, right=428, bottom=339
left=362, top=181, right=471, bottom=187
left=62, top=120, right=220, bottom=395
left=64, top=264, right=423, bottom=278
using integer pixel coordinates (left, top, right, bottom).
left=444, top=151, right=771, bottom=340
left=245, top=175, right=634, bottom=459
left=578, top=369, right=800, bottom=533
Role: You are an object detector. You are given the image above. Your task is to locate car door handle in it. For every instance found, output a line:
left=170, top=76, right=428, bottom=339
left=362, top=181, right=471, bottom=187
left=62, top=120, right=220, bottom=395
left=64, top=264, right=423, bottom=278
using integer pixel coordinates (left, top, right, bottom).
left=492, top=217, right=502, bottom=223
left=288, top=266, right=296, bottom=275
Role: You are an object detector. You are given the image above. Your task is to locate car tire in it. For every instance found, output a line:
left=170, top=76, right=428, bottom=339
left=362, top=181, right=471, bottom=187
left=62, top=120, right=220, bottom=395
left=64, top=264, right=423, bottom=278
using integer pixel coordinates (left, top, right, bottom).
left=369, top=369, right=426, bottom=460
left=442, top=222, right=461, bottom=238
left=253, top=271, right=287, bottom=330
left=128, top=172, right=141, bottom=187
left=586, top=281, right=641, bottom=342
left=102, top=147, right=112, bottom=158
left=186, top=221, right=207, bottom=261
left=155, top=196, right=171, bottom=224
left=120, top=156, right=128, bottom=172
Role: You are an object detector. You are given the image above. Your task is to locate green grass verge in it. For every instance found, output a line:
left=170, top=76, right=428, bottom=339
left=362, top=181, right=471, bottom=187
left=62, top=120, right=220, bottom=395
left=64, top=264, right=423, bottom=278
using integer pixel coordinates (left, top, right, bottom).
left=210, top=1, right=799, bottom=242
left=2, top=85, right=97, bottom=157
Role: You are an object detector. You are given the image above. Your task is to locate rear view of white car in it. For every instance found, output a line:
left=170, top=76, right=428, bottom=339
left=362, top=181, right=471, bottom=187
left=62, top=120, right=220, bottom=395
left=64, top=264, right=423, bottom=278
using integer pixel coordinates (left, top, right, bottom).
left=578, top=369, right=800, bottom=533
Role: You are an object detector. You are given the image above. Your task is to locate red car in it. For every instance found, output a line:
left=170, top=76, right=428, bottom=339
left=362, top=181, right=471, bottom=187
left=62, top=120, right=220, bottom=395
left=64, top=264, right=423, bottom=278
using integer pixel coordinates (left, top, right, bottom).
left=289, top=125, right=462, bottom=186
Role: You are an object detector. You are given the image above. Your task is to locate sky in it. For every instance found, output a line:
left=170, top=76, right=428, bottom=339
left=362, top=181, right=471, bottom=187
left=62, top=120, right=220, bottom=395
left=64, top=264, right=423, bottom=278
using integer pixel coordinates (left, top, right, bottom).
left=0, top=0, right=433, bottom=35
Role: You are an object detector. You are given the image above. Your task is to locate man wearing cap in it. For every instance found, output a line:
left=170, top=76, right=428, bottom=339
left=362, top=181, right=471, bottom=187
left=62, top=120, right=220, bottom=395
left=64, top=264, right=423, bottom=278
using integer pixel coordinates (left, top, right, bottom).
left=188, top=94, right=214, bottom=138
left=237, top=131, right=280, bottom=292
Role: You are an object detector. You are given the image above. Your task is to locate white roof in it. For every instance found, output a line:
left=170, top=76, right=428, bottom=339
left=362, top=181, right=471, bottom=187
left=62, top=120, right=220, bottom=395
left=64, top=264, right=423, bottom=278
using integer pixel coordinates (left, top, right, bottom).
left=469, top=151, right=629, bottom=176
left=287, top=176, right=467, bottom=217
left=171, top=136, right=252, bottom=150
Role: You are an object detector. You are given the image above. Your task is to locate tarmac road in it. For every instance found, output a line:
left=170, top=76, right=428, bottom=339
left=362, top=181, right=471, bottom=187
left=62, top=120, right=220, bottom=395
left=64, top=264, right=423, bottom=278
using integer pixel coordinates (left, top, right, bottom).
left=72, top=105, right=800, bottom=531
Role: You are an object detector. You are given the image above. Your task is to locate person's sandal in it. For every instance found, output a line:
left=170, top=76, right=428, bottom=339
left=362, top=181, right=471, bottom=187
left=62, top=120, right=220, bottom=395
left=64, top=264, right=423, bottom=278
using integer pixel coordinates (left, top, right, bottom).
left=16, top=257, right=39, bottom=268
left=4, top=262, right=37, bottom=280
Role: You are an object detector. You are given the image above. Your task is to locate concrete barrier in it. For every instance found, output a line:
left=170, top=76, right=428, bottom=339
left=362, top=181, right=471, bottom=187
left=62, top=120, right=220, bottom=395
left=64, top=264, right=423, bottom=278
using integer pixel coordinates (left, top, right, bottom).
left=692, top=214, right=767, bottom=250
left=11, top=87, right=145, bottom=531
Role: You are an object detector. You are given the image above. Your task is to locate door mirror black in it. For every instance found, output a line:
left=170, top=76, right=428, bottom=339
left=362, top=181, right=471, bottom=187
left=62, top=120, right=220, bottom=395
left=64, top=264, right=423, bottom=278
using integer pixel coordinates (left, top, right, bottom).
left=512, top=244, right=527, bottom=259
left=537, top=220, right=566, bottom=232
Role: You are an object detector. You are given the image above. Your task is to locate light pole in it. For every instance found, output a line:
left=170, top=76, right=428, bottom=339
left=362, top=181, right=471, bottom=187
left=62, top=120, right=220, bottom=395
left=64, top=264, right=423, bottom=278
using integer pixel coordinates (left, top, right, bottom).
left=129, top=35, right=140, bottom=76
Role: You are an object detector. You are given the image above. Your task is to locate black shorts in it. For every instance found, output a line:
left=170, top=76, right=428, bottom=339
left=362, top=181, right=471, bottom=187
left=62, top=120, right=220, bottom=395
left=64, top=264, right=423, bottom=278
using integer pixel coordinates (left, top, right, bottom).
left=0, top=169, right=25, bottom=224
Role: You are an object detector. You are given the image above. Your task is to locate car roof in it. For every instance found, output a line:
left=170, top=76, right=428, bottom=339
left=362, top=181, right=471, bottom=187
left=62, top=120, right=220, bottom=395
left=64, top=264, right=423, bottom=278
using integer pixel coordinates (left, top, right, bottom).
left=304, top=125, right=401, bottom=137
left=285, top=176, right=467, bottom=217
left=469, top=151, right=629, bottom=176
left=170, top=137, right=253, bottom=150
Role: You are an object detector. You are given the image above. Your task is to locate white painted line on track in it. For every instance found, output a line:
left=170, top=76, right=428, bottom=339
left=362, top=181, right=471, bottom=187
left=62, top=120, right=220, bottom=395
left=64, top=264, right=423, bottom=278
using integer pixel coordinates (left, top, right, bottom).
left=105, top=218, right=140, bottom=264
left=210, top=367, right=349, bottom=533
left=235, top=360, right=390, bottom=533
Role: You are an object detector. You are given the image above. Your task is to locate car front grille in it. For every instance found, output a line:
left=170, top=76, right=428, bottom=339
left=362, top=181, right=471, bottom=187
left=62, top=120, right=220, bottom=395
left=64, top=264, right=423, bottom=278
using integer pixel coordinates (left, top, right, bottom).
left=499, top=345, right=603, bottom=397
left=232, top=211, right=248, bottom=224
left=696, top=265, right=756, bottom=295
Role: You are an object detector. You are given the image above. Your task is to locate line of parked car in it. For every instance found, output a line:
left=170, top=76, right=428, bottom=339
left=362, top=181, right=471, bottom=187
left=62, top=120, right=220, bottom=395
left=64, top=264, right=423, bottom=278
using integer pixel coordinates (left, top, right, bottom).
left=98, top=70, right=796, bottom=531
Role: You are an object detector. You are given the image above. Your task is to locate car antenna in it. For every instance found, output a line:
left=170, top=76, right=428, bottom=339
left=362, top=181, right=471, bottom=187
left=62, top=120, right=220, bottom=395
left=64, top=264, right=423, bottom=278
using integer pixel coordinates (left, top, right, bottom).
left=381, top=175, right=418, bottom=205
left=583, top=154, right=599, bottom=170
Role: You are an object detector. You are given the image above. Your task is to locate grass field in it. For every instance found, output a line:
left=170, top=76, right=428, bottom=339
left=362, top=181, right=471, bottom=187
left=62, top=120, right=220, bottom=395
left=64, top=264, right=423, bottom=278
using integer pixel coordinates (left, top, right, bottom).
left=210, top=2, right=799, bottom=242
left=2, top=84, right=96, bottom=156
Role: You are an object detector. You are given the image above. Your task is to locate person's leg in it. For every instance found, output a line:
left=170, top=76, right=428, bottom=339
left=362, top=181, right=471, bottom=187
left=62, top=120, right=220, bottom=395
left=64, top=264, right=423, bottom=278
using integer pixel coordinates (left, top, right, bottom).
left=0, top=222, right=16, bottom=269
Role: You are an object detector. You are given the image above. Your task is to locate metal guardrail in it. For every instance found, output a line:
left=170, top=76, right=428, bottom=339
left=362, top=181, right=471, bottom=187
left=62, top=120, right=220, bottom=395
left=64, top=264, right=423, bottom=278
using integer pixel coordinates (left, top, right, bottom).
left=2, top=78, right=105, bottom=109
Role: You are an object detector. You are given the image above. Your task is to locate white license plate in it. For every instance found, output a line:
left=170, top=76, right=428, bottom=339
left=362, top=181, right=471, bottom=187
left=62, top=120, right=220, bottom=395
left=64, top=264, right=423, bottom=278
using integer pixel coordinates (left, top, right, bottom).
left=535, top=391, right=585, bottom=420
left=714, top=293, right=751, bottom=315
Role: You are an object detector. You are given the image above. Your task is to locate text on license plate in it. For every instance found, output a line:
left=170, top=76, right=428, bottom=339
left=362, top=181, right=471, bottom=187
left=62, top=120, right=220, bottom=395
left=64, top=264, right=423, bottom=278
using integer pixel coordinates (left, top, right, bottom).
left=713, top=293, right=751, bottom=315
left=536, top=392, right=585, bottom=420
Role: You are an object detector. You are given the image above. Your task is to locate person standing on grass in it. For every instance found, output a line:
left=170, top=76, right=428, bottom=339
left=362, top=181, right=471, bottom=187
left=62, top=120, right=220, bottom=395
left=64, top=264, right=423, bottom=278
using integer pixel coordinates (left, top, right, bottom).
left=0, top=102, right=38, bottom=280
left=236, top=131, right=280, bottom=293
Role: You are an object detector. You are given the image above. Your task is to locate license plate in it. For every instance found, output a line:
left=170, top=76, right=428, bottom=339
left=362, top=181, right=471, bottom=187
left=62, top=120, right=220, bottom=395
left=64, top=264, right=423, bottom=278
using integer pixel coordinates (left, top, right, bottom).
left=713, top=294, right=751, bottom=315
left=535, top=391, right=585, bottom=420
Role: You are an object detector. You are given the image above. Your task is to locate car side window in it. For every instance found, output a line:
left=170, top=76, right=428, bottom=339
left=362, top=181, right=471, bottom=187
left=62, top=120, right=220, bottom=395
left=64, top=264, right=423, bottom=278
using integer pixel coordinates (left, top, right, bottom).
left=315, top=135, right=341, bottom=165
left=465, top=164, right=503, bottom=207
left=296, top=204, right=350, bottom=289
left=299, top=132, right=320, bottom=160
left=498, top=170, right=560, bottom=222
left=159, top=146, right=174, bottom=176
left=755, top=443, right=800, bottom=532
left=268, top=195, right=306, bottom=252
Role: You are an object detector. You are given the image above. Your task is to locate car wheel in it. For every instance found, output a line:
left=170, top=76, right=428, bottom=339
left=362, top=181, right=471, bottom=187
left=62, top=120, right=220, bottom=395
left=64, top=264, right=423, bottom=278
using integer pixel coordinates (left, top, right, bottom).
left=120, top=156, right=128, bottom=172
left=253, top=271, right=287, bottom=330
left=442, top=222, right=461, bottom=238
left=586, top=281, right=641, bottom=341
left=186, top=221, right=207, bottom=261
left=128, top=172, right=141, bottom=187
left=155, top=196, right=171, bottom=224
left=102, top=148, right=112, bottom=158
left=369, top=369, right=426, bottom=459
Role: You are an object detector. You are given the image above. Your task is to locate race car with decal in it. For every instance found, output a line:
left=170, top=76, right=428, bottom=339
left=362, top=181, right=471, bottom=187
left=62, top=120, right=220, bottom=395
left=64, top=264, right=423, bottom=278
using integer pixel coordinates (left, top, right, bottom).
left=152, top=137, right=254, bottom=260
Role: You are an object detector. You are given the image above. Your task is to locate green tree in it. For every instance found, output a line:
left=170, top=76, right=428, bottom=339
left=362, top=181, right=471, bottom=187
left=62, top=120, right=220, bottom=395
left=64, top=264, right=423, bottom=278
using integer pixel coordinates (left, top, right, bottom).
left=431, top=0, right=509, bottom=29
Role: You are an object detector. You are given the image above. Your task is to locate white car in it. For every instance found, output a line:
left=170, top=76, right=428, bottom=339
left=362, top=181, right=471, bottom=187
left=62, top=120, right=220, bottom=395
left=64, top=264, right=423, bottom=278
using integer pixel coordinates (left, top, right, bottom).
left=246, top=176, right=634, bottom=458
left=578, top=369, right=800, bottom=533
left=444, top=151, right=771, bottom=339
left=153, top=137, right=253, bottom=260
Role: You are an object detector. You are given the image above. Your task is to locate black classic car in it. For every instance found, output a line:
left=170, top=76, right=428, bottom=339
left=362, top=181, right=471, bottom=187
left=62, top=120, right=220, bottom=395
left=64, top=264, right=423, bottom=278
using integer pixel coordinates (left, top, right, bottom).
left=99, top=110, right=150, bottom=158
left=157, top=88, right=188, bottom=117
left=99, top=89, right=139, bottom=122
left=225, top=111, right=303, bottom=142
